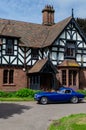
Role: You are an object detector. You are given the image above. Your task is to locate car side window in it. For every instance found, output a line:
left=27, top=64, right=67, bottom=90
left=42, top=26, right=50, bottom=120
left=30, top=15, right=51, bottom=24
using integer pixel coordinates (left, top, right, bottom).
left=65, top=90, right=71, bottom=94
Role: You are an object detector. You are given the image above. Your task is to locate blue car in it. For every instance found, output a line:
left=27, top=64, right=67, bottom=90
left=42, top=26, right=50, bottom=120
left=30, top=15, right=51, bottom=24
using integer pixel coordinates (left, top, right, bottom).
left=34, top=87, right=85, bottom=104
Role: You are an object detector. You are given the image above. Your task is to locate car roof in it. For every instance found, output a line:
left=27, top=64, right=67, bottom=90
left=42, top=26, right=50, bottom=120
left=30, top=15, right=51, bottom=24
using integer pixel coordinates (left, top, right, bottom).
left=59, top=87, right=73, bottom=91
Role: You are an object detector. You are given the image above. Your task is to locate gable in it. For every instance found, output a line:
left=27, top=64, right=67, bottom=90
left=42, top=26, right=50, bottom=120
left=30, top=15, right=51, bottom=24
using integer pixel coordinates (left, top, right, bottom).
left=54, top=18, right=86, bottom=47
left=29, top=59, right=57, bottom=74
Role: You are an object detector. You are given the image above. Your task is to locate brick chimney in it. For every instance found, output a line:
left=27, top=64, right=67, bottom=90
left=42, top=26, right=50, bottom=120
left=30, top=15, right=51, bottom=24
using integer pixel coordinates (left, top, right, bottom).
left=42, top=5, right=55, bottom=26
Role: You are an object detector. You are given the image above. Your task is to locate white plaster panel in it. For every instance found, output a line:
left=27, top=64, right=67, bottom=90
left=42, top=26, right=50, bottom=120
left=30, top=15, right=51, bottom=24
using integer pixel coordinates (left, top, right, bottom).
left=18, top=54, right=24, bottom=63
left=83, top=63, right=86, bottom=67
left=76, top=54, right=81, bottom=61
left=2, top=50, right=5, bottom=55
left=51, top=52, right=57, bottom=60
left=26, top=49, right=31, bottom=57
left=26, top=55, right=31, bottom=63
left=77, top=50, right=82, bottom=53
left=52, top=47, right=57, bottom=51
left=18, top=48, right=24, bottom=57
left=10, top=56, right=16, bottom=62
left=59, top=48, right=64, bottom=51
left=12, top=59, right=17, bottom=65
left=4, top=56, right=9, bottom=61
left=52, top=61, right=57, bottom=65
left=58, top=53, right=64, bottom=60
left=14, top=51, right=17, bottom=55
left=60, top=40, right=65, bottom=46
left=14, top=40, right=17, bottom=45
left=2, top=58, right=8, bottom=64
left=83, top=55, right=86, bottom=62
left=72, top=33, right=76, bottom=40
left=14, top=46, right=17, bottom=50
left=77, top=33, right=82, bottom=40
left=3, top=38, right=6, bottom=43
left=18, top=60, right=23, bottom=65
left=60, top=32, right=65, bottom=39
left=2, top=45, right=6, bottom=49
left=67, top=32, right=71, bottom=39
left=78, top=43, right=83, bottom=47
left=39, top=50, right=42, bottom=57
left=32, top=60, right=36, bottom=65
left=83, top=50, right=86, bottom=53
left=83, top=43, right=86, bottom=48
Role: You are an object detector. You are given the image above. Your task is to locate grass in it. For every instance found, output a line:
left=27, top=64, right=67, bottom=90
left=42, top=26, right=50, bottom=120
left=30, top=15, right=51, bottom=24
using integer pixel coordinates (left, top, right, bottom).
left=48, top=113, right=86, bottom=130
left=0, top=97, right=34, bottom=101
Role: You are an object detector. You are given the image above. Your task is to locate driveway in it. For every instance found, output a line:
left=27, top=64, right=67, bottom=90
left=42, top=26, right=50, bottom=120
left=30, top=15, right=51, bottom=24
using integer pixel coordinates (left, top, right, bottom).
left=0, top=101, right=86, bottom=130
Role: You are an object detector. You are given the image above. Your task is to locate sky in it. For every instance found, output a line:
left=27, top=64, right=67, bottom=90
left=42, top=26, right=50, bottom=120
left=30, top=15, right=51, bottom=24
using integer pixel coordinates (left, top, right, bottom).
left=0, top=0, right=86, bottom=24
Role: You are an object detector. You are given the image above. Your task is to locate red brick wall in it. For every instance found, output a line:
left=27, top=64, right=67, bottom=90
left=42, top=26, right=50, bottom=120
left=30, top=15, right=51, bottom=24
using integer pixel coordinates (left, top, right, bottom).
left=79, top=69, right=86, bottom=89
left=0, top=67, right=27, bottom=92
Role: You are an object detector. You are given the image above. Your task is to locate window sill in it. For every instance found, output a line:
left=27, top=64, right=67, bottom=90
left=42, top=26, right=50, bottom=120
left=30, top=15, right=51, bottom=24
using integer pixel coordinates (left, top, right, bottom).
left=3, top=84, right=16, bottom=87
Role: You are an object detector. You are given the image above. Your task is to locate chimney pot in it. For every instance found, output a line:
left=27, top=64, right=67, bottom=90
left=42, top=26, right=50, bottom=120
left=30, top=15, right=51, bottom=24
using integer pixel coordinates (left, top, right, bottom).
left=42, top=5, right=55, bottom=26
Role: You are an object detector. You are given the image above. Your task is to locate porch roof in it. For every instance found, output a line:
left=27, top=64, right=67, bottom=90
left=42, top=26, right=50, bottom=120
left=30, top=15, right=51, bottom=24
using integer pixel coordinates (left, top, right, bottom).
left=58, top=59, right=80, bottom=67
left=28, top=59, right=57, bottom=74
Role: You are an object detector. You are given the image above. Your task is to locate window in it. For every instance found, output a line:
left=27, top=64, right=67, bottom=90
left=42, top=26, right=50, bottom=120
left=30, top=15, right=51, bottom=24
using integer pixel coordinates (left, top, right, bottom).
left=3, top=70, right=14, bottom=84
left=69, top=70, right=77, bottom=85
left=65, top=40, right=75, bottom=59
left=62, top=70, right=66, bottom=85
left=6, top=39, right=14, bottom=55
left=30, top=76, right=40, bottom=85
left=32, top=49, right=38, bottom=59
left=62, top=70, right=77, bottom=86
left=9, top=70, right=14, bottom=83
left=3, top=70, right=8, bottom=84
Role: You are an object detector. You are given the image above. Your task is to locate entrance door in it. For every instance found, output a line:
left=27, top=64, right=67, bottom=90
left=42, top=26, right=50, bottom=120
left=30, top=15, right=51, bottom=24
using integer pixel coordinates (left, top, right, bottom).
left=40, top=73, right=53, bottom=91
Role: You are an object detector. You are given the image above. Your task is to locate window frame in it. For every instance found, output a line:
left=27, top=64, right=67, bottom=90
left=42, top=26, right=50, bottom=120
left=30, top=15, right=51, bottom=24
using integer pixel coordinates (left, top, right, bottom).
left=65, top=40, right=76, bottom=59
left=6, top=38, right=14, bottom=55
left=31, top=49, right=39, bottom=60
left=62, top=70, right=66, bottom=85
left=3, top=69, right=14, bottom=84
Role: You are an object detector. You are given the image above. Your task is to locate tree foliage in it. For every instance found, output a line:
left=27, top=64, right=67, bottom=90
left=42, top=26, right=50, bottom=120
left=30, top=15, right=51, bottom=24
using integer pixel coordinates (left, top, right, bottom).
left=76, top=18, right=86, bottom=36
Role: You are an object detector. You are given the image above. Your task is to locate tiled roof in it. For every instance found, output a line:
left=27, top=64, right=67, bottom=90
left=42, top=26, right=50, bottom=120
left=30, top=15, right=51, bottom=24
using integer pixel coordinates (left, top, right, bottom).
left=0, top=17, right=72, bottom=48
left=58, top=59, right=80, bottom=67
left=29, top=59, right=48, bottom=73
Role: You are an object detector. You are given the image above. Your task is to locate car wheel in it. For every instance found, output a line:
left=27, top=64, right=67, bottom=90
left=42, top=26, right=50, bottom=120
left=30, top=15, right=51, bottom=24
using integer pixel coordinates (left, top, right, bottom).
left=40, top=97, right=48, bottom=105
left=71, top=96, right=78, bottom=103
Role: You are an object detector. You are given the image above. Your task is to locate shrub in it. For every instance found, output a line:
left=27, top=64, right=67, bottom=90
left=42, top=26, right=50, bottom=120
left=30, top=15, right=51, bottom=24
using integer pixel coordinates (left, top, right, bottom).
left=16, top=88, right=30, bottom=97
left=15, top=88, right=40, bottom=97
left=0, top=91, right=7, bottom=97
left=77, top=90, right=86, bottom=95
left=0, top=88, right=41, bottom=98
left=6, top=92, right=16, bottom=97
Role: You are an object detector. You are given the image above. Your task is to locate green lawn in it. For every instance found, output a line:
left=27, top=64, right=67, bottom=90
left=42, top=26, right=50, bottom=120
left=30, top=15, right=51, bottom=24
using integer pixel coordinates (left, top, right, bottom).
left=48, top=113, right=86, bottom=130
left=0, top=97, right=34, bottom=101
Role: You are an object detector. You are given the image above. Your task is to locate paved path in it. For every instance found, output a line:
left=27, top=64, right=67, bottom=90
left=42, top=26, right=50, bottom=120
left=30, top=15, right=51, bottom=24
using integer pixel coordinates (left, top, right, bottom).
left=0, top=101, right=86, bottom=130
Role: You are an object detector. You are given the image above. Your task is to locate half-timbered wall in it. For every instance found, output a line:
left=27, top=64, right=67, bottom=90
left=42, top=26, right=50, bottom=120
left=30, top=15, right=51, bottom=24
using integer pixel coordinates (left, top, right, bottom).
left=0, top=38, right=24, bottom=66
left=49, top=20, right=86, bottom=66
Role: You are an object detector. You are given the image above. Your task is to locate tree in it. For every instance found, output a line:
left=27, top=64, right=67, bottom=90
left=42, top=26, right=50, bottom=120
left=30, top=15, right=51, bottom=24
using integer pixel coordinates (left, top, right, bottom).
left=76, top=18, right=86, bottom=36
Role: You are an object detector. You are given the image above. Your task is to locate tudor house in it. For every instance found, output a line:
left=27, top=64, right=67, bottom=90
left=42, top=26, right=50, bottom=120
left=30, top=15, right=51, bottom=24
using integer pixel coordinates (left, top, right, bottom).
left=0, top=5, right=86, bottom=91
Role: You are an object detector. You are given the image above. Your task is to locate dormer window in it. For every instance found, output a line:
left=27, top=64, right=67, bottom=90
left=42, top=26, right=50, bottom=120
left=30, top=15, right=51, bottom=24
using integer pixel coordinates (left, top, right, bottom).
left=65, top=40, right=75, bottom=59
left=32, top=49, right=38, bottom=60
left=6, top=39, right=14, bottom=55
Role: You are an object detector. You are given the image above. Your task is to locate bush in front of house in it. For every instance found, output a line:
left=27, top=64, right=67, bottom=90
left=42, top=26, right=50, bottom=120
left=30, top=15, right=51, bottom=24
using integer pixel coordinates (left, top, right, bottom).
left=0, top=91, right=7, bottom=97
left=16, top=88, right=32, bottom=97
left=77, top=89, right=86, bottom=95
left=0, top=88, right=41, bottom=98
left=15, top=88, right=41, bottom=98
left=0, top=91, right=16, bottom=97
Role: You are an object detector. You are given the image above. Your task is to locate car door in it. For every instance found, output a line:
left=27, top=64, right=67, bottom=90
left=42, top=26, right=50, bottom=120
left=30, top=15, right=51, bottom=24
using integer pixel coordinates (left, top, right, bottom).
left=51, top=89, right=72, bottom=102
